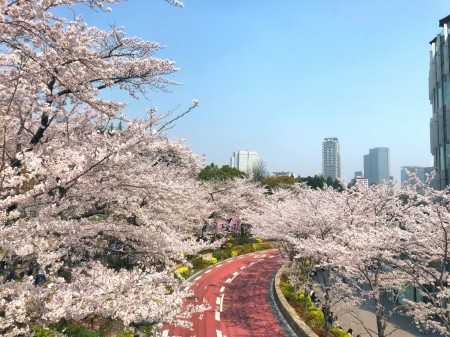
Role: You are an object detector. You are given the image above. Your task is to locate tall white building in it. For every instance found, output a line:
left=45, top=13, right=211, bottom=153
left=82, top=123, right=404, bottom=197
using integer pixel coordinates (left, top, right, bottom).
left=230, top=151, right=260, bottom=176
left=322, top=138, right=341, bottom=180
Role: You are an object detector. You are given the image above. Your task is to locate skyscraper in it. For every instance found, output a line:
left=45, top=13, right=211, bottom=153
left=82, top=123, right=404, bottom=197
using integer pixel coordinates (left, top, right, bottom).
left=322, top=138, right=340, bottom=180
left=429, top=15, right=450, bottom=189
left=230, top=150, right=260, bottom=177
left=364, top=147, right=390, bottom=185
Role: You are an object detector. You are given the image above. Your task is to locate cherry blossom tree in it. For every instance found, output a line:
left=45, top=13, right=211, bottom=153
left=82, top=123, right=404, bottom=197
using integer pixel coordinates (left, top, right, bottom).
left=251, top=181, right=425, bottom=337
left=250, top=184, right=357, bottom=316
left=396, top=176, right=450, bottom=336
left=0, top=1, right=213, bottom=335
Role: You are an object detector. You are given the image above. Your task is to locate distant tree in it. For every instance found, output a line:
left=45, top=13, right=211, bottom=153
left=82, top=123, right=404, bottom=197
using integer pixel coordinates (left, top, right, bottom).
left=198, top=164, right=247, bottom=181
left=251, top=160, right=268, bottom=182
left=299, top=175, right=344, bottom=191
left=260, top=175, right=300, bottom=191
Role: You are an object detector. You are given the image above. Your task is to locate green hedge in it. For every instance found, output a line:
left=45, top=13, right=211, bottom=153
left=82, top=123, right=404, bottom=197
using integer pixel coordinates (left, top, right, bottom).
left=329, top=327, right=350, bottom=337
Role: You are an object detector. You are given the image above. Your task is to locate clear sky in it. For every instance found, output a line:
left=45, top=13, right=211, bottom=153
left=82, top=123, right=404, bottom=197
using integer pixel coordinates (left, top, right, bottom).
left=75, top=0, right=450, bottom=182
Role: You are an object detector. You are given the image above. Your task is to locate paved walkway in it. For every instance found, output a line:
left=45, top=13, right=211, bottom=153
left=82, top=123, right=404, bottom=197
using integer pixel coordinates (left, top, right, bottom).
left=336, top=307, right=417, bottom=337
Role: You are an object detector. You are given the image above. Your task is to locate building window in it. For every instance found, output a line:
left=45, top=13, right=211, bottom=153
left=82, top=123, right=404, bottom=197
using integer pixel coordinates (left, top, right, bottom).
left=444, top=75, right=449, bottom=104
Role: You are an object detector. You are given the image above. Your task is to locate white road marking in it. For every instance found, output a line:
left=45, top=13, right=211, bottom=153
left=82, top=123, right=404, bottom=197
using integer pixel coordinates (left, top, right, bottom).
left=220, top=286, right=225, bottom=293
left=216, top=297, right=221, bottom=305
left=237, top=256, right=244, bottom=259
left=225, top=278, right=232, bottom=283
left=204, top=270, right=211, bottom=273
left=216, top=330, right=223, bottom=337
left=162, top=330, right=169, bottom=337
left=194, top=276, right=201, bottom=281
left=233, top=271, right=239, bottom=276
left=226, top=260, right=233, bottom=263
left=240, top=266, right=246, bottom=270
left=248, top=262, right=254, bottom=266
left=215, top=264, right=222, bottom=268
left=219, top=294, right=224, bottom=312
left=253, top=254, right=266, bottom=258
left=215, top=311, right=221, bottom=321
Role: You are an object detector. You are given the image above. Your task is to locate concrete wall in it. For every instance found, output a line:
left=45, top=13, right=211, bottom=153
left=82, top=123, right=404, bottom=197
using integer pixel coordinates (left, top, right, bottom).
left=273, top=267, right=319, bottom=337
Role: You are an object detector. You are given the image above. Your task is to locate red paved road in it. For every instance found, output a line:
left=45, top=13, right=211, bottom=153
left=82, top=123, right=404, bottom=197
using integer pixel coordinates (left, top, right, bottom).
left=163, top=249, right=286, bottom=337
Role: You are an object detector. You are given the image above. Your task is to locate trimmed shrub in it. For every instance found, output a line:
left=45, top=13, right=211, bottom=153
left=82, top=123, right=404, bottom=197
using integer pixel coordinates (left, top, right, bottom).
left=226, top=243, right=233, bottom=249
left=63, top=323, right=101, bottom=337
left=307, top=306, right=325, bottom=328
left=329, top=327, right=350, bottom=337
left=255, top=238, right=263, bottom=243
left=280, top=281, right=298, bottom=301
left=191, top=257, right=205, bottom=270
left=252, top=243, right=261, bottom=251
left=175, top=266, right=190, bottom=278
left=212, top=250, right=230, bottom=261
left=34, top=326, right=56, bottom=337
left=298, top=292, right=313, bottom=307
left=258, top=242, right=272, bottom=249
left=202, top=257, right=218, bottom=265
left=231, top=250, right=238, bottom=257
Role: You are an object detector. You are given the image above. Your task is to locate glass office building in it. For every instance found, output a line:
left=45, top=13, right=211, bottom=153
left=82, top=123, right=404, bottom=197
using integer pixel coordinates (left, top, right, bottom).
left=429, top=15, right=450, bottom=189
left=364, top=147, right=390, bottom=185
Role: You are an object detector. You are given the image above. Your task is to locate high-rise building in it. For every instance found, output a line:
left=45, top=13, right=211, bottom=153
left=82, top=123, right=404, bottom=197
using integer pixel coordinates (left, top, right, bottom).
left=322, top=138, right=341, bottom=180
left=401, top=166, right=426, bottom=185
left=363, top=147, right=390, bottom=185
left=401, top=166, right=436, bottom=186
left=230, top=150, right=260, bottom=177
left=429, top=15, right=450, bottom=189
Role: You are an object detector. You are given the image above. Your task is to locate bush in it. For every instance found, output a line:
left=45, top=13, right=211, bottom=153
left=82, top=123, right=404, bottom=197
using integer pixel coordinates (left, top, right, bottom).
left=307, top=306, right=325, bottom=328
left=175, top=266, right=190, bottom=278
left=255, top=238, right=263, bottom=243
left=279, top=281, right=294, bottom=294
left=63, top=323, right=101, bottom=337
left=259, top=242, right=272, bottom=249
left=231, top=250, right=238, bottom=257
left=329, top=327, right=350, bottom=337
left=226, top=243, right=233, bottom=249
left=280, top=281, right=298, bottom=301
left=252, top=243, right=261, bottom=251
left=212, top=250, right=230, bottom=261
left=202, top=257, right=218, bottom=265
left=298, top=292, right=313, bottom=307
left=236, top=244, right=254, bottom=255
left=191, top=257, right=206, bottom=270
left=34, top=326, right=57, bottom=337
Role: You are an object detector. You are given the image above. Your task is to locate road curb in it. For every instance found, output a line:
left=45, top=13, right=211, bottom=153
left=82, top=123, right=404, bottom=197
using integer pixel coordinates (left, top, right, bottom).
left=272, top=266, right=320, bottom=337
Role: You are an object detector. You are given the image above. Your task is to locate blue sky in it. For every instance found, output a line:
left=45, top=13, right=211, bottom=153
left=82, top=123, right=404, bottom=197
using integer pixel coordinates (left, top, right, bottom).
left=75, top=0, right=450, bottom=182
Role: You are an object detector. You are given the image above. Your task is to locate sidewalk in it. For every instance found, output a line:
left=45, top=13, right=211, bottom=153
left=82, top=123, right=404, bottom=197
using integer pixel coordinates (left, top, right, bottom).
left=335, top=307, right=417, bottom=337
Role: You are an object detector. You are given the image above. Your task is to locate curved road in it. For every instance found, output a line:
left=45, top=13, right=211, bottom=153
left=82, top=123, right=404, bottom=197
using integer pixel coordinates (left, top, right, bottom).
left=163, top=249, right=289, bottom=337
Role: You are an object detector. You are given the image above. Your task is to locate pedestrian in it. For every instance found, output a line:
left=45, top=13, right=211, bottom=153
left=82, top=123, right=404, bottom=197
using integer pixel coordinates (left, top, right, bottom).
left=347, top=328, right=353, bottom=336
left=310, top=289, right=317, bottom=302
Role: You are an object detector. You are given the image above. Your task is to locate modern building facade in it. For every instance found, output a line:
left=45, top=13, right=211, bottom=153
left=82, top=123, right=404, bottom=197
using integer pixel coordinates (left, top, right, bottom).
left=322, top=138, right=341, bottom=180
left=230, top=150, right=260, bottom=177
left=363, top=147, right=390, bottom=185
left=401, top=166, right=435, bottom=186
left=429, top=15, right=450, bottom=189
left=272, top=171, right=296, bottom=178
